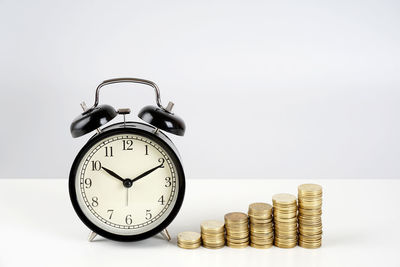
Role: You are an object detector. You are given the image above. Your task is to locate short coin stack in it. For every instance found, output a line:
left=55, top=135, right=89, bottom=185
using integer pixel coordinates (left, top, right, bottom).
left=201, top=220, right=225, bottom=249
left=224, top=212, right=249, bottom=248
left=272, top=193, right=298, bottom=248
left=248, top=203, right=274, bottom=249
left=298, top=184, right=323, bottom=249
left=177, top=231, right=201, bottom=249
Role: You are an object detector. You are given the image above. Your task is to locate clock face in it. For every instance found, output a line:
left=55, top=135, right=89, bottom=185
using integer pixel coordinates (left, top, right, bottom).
left=69, top=128, right=184, bottom=241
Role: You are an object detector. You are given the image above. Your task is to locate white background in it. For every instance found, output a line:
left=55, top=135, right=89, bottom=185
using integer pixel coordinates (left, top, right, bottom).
left=0, top=0, right=399, bottom=179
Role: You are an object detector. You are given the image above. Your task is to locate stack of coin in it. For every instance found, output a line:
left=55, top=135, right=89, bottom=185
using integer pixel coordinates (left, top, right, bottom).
left=248, top=203, right=274, bottom=249
left=177, top=231, right=201, bottom=249
left=298, top=184, right=323, bottom=249
left=272, top=193, right=298, bottom=248
left=224, top=212, right=249, bottom=248
left=201, top=220, right=225, bottom=249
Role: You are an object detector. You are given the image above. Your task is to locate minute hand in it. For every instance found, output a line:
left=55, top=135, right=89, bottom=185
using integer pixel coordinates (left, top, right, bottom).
left=131, top=163, right=164, bottom=183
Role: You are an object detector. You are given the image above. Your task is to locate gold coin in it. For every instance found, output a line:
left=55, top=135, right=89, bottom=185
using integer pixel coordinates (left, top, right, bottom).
left=298, top=194, right=322, bottom=200
left=298, top=196, right=322, bottom=201
left=299, top=236, right=322, bottom=241
left=298, top=211, right=322, bottom=217
left=227, top=242, right=249, bottom=248
left=274, top=226, right=298, bottom=232
left=251, top=239, right=274, bottom=244
left=272, top=193, right=297, bottom=205
left=299, top=230, right=323, bottom=235
left=226, top=238, right=249, bottom=242
left=251, top=243, right=273, bottom=249
left=177, top=231, right=201, bottom=244
left=299, top=240, right=321, bottom=249
left=299, top=204, right=322, bottom=209
left=177, top=241, right=201, bottom=249
left=249, top=215, right=272, bottom=221
left=225, top=224, right=248, bottom=230
left=298, top=221, right=321, bottom=225
left=251, top=226, right=273, bottom=231
left=298, top=215, right=321, bottom=221
left=273, top=213, right=297, bottom=219
left=274, top=217, right=297, bottom=223
left=250, top=218, right=273, bottom=224
left=274, top=233, right=298, bottom=239
left=250, top=221, right=273, bottom=227
left=298, top=216, right=322, bottom=221
left=274, top=243, right=297, bottom=248
left=298, top=184, right=322, bottom=194
left=248, top=203, right=273, bottom=214
left=250, top=225, right=274, bottom=231
left=226, top=233, right=249, bottom=240
left=202, top=233, right=225, bottom=238
left=274, top=240, right=297, bottom=245
left=250, top=234, right=273, bottom=238
left=201, top=220, right=225, bottom=233
left=203, top=244, right=225, bottom=249
left=299, top=224, right=322, bottom=229
left=202, top=239, right=225, bottom=244
left=225, top=227, right=248, bottom=233
left=224, top=212, right=248, bottom=223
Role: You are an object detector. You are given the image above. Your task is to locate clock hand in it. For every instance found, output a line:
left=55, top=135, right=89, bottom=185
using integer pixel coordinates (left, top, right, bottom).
left=126, top=188, right=129, bottom=206
left=131, top=163, right=164, bottom=183
left=101, top=166, right=125, bottom=183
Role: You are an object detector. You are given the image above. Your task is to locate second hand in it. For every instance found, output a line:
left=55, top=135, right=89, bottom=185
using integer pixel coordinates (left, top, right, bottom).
left=126, top=188, right=129, bottom=206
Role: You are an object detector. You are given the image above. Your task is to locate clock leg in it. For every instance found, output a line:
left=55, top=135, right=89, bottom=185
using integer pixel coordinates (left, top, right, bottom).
left=88, top=231, right=98, bottom=242
left=160, top=228, right=171, bottom=242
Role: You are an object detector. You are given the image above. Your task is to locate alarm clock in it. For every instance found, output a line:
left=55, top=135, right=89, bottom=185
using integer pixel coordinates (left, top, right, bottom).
left=69, top=78, right=186, bottom=242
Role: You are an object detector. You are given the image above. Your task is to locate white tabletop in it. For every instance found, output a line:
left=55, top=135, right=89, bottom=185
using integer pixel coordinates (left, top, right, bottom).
left=0, top=178, right=398, bottom=267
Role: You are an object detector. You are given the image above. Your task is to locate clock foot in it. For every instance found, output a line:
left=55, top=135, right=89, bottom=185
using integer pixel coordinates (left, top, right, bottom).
left=160, top=228, right=171, bottom=242
left=88, top=231, right=98, bottom=242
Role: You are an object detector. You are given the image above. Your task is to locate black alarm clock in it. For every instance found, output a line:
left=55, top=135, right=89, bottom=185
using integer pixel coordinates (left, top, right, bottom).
left=69, top=78, right=186, bottom=242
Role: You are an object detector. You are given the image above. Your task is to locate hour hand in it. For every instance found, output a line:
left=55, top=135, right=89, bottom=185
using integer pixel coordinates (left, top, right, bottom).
left=101, top=166, right=125, bottom=183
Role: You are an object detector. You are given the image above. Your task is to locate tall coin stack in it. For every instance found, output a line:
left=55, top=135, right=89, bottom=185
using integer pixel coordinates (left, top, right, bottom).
left=248, top=203, right=274, bottom=249
left=201, top=220, right=225, bottom=249
left=298, top=184, right=323, bottom=249
left=272, top=193, right=298, bottom=248
left=224, top=212, right=249, bottom=248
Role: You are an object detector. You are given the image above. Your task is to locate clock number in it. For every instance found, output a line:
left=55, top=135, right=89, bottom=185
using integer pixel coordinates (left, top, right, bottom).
left=84, top=178, right=92, bottom=189
left=105, top=146, right=114, bottom=157
left=125, top=214, right=133, bottom=225
left=158, top=195, right=165, bottom=205
left=91, top=197, right=99, bottom=207
left=107, top=209, right=114, bottom=219
left=91, top=160, right=102, bottom=171
left=145, top=145, right=149, bottom=155
left=123, top=140, right=133, bottom=151
left=158, top=158, right=165, bottom=168
left=145, top=209, right=152, bottom=220
left=165, top=177, right=171, bottom=187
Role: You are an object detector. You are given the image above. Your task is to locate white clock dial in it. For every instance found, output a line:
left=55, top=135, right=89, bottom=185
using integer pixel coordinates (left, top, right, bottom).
left=74, top=133, right=179, bottom=236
